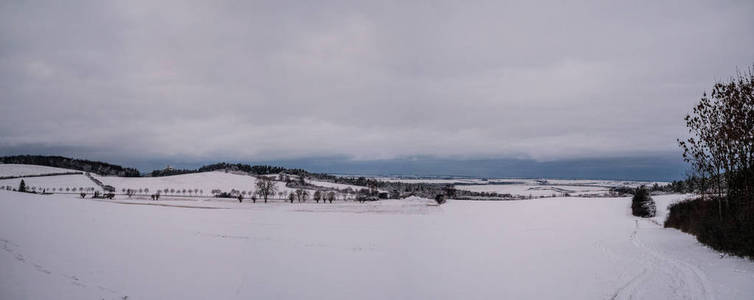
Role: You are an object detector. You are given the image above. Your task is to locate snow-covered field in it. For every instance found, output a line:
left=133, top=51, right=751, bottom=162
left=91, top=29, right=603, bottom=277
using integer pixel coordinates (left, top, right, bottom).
left=371, top=176, right=665, bottom=197
left=453, top=179, right=665, bottom=197
left=0, top=163, right=82, bottom=177
left=1, top=164, right=666, bottom=199
left=1, top=191, right=752, bottom=299
left=305, top=179, right=364, bottom=191
left=92, top=171, right=298, bottom=196
left=0, top=174, right=98, bottom=192
left=457, top=182, right=611, bottom=197
left=0, top=164, right=355, bottom=197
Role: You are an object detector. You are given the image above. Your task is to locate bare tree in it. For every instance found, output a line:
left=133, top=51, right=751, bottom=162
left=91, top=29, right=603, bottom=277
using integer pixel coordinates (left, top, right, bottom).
left=313, top=190, right=322, bottom=203
left=294, top=189, right=309, bottom=202
left=256, top=176, right=277, bottom=203
left=327, top=191, right=335, bottom=203
left=678, top=67, right=754, bottom=218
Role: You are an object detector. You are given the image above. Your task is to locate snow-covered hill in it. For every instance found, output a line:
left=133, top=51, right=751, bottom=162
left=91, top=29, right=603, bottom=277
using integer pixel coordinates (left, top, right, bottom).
left=0, top=165, right=355, bottom=197
left=0, top=174, right=98, bottom=193
left=0, top=163, right=82, bottom=177
left=92, top=171, right=296, bottom=195
left=0, top=191, right=752, bottom=299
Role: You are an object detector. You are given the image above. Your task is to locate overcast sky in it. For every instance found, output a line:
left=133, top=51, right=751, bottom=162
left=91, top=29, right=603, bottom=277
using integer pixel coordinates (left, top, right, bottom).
left=1, top=0, right=753, bottom=169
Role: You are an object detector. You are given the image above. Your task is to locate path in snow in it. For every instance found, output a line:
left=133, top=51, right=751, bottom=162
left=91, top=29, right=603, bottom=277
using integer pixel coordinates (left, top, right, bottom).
left=611, top=219, right=714, bottom=300
left=0, top=191, right=752, bottom=299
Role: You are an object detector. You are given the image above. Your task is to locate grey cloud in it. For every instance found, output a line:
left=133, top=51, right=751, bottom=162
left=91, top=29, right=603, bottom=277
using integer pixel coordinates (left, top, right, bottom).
left=1, top=0, right=753, bottom=164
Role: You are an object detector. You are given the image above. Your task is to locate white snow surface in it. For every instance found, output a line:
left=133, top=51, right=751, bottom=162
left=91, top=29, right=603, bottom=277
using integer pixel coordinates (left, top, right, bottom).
left=0, top=191, right=752, bottom=299
left=0, top=170, right=367, bottom=198
left=457, top=183, right=611, bottom=197
left=0, top=174, right=98, bottom=192
left=454, top=179, right=666, bottom=197
left=0, top=163, right=82, bottom=177
left=372, top=177, right=666, bottom=197
left=305, top=179, right=364, bottom=191
left=92, top=171, right=308, bottom=196
left=374, top=177, right=665, bottom=187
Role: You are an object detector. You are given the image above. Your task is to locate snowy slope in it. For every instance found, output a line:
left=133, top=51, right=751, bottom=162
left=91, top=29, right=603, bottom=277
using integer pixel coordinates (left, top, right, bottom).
left=92, top=171, right=314, bottom=196
left=0, top=191, right=752, bottom=299
left=456, top=183, right=610, bottom=197
left=0, top=163, right=82, bottom=177
left=0, top=174, right=99, bottom=192
left=305, top=179, right=365, bottom=191
left=0, top=168, right=358, bottom=197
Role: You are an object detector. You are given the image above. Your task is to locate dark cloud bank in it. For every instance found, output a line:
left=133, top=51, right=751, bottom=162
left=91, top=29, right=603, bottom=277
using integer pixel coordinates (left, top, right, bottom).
left=1, top=1, right=752, bottom=180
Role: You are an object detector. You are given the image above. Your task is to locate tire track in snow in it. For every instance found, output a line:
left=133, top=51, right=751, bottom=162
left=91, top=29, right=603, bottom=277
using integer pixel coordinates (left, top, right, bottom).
left=611, top=220, right=715, bottom=300
left=1, top=237, right=125, bottom=299
left=610, top=267, right=649, bottom=300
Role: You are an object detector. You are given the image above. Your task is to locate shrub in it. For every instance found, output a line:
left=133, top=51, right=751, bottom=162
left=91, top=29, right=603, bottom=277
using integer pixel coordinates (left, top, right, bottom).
left=435, top=194, right=447, bottom=205
left=665, top=197, right=754, bottom=258
left=631, top=186, right=655, bottom=218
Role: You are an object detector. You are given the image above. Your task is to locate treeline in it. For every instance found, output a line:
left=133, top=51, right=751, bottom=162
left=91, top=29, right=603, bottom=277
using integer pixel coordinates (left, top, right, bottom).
left=664, top=174, right=732, bottom=194
left=1, top=155, right=140, bottom=177
left=149, top=162, right=311, bottom=177
left=148, top=163, right=464, bottom=199
left=607, top=176, right=724, bottom=195
left=149, top=168, right=196, bottom=177
left=667, top=66, right=754, bottom=258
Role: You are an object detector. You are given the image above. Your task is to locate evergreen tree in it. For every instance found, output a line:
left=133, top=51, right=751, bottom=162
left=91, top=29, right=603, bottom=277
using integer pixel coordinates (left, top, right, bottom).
left=18, top=180, right=26, bottom=192
left=631, top=186, right=656, bottom=218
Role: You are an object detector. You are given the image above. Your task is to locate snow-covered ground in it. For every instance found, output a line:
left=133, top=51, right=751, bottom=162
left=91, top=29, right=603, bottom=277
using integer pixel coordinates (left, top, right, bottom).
left=374, top=177, right=664, bottom=187
left=305, top=179, right=365, bottom=191
left=92, top=171, right=301, bottom=196
left=452, top=179, right=665, bottom=197
left=0, top=174, right=98, bottom=193
left=0, top=191, right=751, bottom=299
left=0, top=163, right=82, bottom=177
left=457, top=182, right=611, bottom=197
left=1, top=163, right=665, bottom=199
left=370, top=176, right=665, bottom=197
left=0, top=167, right=355, bottom=197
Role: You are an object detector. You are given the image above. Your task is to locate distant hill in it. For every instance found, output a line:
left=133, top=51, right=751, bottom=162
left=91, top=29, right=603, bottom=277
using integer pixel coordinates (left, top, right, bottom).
left=0, top=155, right=140, bottom=177
left=150, top=162, right=310, bottom=177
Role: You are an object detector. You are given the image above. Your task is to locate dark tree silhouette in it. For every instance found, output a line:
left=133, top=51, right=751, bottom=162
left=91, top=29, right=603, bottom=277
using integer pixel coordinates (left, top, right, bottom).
left=631, top=186, right=656, bottom=217
left=255, top=177, right=277, bottom=203
left=327, top=191, right=335, bottom=203
left=313, top=190, right=322, bottom=203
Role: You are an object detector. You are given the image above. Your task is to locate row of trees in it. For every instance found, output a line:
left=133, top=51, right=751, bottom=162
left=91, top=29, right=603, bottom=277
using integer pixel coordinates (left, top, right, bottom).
left=0, top=184, right=97, bottom=193
left=280, top=188, right=336, bottom=203
left=148, top=163, right=303, bottom=177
